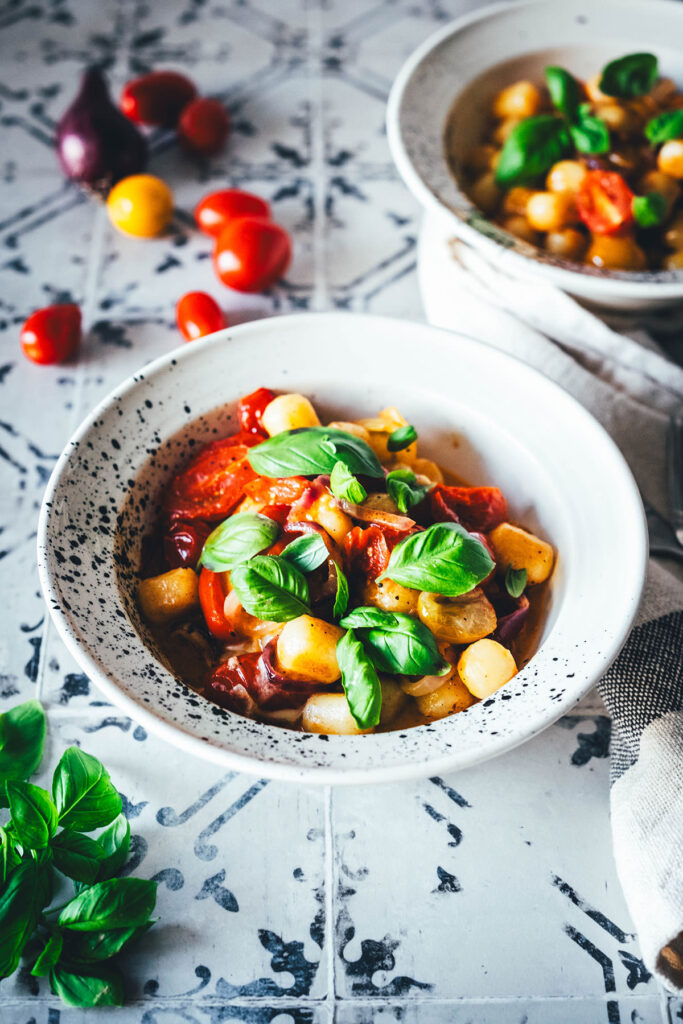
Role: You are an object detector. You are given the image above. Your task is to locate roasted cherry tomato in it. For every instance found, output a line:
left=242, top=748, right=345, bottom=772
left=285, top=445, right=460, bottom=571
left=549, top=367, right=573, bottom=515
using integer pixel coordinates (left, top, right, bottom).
left=344, top=525, right=392, bottom=577
left=242, top=475, right=310, bottom=508
left=164, top=520, right=210, bottom=568
left=238, top=386, right=275, bottom=434
left=430, top=485, right=507, bottom=533
left=195, top=189, right=270, bottom=238
left=20, top=304, right=81, bottom=365
left=213, top=216, right=291, bottom=292
left=576, top=170, right=635, bottom=235
left=176, top=291, right=226, bottom=342
left=120, top=71, right=196, bottom=127
left=199, top=568, right=233, bottom=640
left=107, top=174, right=173, bottom=237
left=167, top=433, right=260, bottom=522
left=178, top=98, right=230, bottom=156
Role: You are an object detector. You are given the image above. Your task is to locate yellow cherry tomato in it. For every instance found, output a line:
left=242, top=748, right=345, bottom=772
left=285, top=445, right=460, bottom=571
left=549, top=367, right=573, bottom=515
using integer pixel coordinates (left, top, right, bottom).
left=107, top=174, right=173, bottom=238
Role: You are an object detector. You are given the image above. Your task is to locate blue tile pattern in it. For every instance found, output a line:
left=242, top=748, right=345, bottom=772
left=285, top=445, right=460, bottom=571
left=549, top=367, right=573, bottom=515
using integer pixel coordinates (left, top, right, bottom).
left=0, top=0, right=675, bottom=1021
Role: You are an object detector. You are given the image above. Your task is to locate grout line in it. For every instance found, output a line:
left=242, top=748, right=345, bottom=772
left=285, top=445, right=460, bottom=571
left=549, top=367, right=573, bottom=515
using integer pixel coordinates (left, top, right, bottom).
left=324, top=783, right=337, bottom=1023
left=308, top=0, right=328, bottom=313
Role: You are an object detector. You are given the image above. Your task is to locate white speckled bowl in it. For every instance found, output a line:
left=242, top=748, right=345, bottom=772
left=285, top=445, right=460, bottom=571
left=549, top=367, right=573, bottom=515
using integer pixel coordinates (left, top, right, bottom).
left=37, top=313, right=647, bottom=784
left=387, top=0, right=683, bottom=311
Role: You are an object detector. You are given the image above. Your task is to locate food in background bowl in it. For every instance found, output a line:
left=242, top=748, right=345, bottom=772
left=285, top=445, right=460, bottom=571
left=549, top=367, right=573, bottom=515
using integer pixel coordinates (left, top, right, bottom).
left=137, top=388, right=555, bottom=735
left=457, top=52, right=683, bottom=271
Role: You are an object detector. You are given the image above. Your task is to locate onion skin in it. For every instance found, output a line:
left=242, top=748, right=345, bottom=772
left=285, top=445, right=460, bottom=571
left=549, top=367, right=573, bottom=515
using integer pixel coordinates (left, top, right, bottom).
left=57, top=67, right=147, bottom=194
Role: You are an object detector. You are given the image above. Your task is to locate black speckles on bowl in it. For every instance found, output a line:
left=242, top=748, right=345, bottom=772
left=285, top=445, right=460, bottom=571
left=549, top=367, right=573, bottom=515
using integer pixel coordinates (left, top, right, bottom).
left=36, top=313, right=647, bottom=784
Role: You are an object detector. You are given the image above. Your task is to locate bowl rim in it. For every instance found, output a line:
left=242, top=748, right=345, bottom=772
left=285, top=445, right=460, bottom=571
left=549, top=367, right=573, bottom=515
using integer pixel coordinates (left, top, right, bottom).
left=386, top=0, right=683, bottom=297
left=37, top=312, right=648, bottom=784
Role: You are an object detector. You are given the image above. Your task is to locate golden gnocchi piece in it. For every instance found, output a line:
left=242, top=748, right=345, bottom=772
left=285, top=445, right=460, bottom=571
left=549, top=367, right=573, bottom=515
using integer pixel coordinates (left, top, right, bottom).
left=361, top=578, right=419, bottom=616
left=302, top=693, right=371, bottom=735
left=276, top=615, right=344, bottom=683
left=261, top=393, right=320, bottom=436
left=489, top=522, right=554, bottom=585
left=417, top=589, right=497, bottom=644
left=416, top=674, right=475, bottom=720
left=458, top=639, right=517, bottom=699
left=137, top=568, right=199, bottom=625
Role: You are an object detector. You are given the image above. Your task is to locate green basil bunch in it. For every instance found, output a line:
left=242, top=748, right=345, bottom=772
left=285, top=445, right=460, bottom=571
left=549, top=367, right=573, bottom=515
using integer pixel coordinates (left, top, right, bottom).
left=0, top=700, right=156, bottom=1007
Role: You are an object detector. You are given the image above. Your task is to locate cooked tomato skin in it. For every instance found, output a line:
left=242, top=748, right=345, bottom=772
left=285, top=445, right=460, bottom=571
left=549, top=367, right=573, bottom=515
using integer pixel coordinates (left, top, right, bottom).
left=430, top=485, right=507, bottom=533
left=167, top=432, right=260, bottom=522
left=198, top=568, right=232, bottom=640
left=213, top=216, right=291, bottom=292
left=20, top=304, right=81, bottom=365
left=176, top=291, right=226, bottom=341
left=238, top=387, right=274, bottom=435
left=344, top=525, right=392, bottom=577
left=576, top=170, right=635, bottom=235
left=242, top=476, right=310, bottom=507
left=195, top=189, right=270, bottom=238
left=164, top=520, right=210, bottom=568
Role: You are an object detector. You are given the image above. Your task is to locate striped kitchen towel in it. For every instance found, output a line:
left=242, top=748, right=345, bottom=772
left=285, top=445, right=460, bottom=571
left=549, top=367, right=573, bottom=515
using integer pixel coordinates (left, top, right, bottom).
left=419, top=220, right=683, bottom=993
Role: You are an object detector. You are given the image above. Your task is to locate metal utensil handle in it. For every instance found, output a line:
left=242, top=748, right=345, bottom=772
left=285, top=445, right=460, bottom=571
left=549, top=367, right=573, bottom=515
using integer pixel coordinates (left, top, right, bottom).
left=667, top=413, right=683, bottom=547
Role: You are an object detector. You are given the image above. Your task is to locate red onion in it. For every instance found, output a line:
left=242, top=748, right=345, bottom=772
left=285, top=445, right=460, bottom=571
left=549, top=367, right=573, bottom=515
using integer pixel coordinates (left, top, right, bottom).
left=206, top=641, right=317, bottom=715
left=57, top=67, right=147, bottom=194
left=338, top=499, right=415, bottom=532
left=495, top=595, right=530, bottom=647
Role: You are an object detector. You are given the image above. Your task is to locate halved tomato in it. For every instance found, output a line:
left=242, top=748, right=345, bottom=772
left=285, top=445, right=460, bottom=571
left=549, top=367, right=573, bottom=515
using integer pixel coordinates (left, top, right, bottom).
left=238, top=386, right=274, bottom=435
left=198, top=568, right=232, bottom=640
left=344, top=525, right=392, bottom=577
left=167, top=432, right=260, bottom=522
left=430, top=485, right=507, bottom=533
left=576, top=170, right=635, bottom=235
left=242, top=476, right=311, bottom=507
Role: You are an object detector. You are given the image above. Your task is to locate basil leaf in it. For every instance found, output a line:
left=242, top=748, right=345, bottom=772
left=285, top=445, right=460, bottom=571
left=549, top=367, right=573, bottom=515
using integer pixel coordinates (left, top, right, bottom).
left=31, top=932, right=63, bottom=977
left=69, top=921, right=153, bottom=962
left=645, top=108, right=683, bottom=144
left=49, top=964, right=124, bottom=1007
left=504, top=566, right=528, bottom=599
left=0, top=860, right=52, bottom=979
left=387, top=424, right=417, bottom=452
left=96, top=814, right=130, bottom=880
left=386, top=468, right=432, bottom=514
left=58, top=877, right=157, bottom=932
left=336, top=630, right=381, bottom=729
left=495, top=115, right=572, bottom=187
left=281, top=533, right=329, bottom=574
left=198, top=512, right=279, bottom=571
left=632, top=192, right=667, bottom=228
left=330, top=461, right=367, bottom=504
left=0, top=826, right=20, bottom=886
left=0, top=700, right=46, bottom=783
left=570, top=104, right=610, bottom=155
left=378, top=522, right=494, bottom=596
left=248, top=427, right=383, bottom=479
left=545, top=66, right=581, bottom=119
left=599, top=52, right=658, bottom=99
left=333, top=562, right=349, bottom=620
left=340, top=607, right=448, bottom=676
left=230, top=555, right=310, bottom=622
left=52, top=748, right=122, bottom=831
left=6, top=781, right=57, bottom=849
left=52, top=831, right=105, bottom=884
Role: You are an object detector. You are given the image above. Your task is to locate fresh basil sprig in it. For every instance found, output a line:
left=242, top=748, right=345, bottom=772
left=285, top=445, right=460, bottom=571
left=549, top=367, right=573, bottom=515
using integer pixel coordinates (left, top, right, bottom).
left=333, top=561, right=349, bottom=620
left=230, top=555, right=310, bottom=621
left=645, top=109, right=683, bottom=144
left=386, top=468, right=432, bottom=514
left=378, top=522, right=494, bottom=596
left=0, top=699, right=157, bottom=1008
left=199, top=512, right=280, bottom=572
left=546, top=65, right=581, bottom=119
left=340, top=607, right=448, bottom=676
left=330, top=461, right=367, bottom=504
left=504, top=566, right=527, bottom=599
left=495, top=115, right=572, bottom=187
left=336, top=630, right=382, bottom=729
left=247, top=427, right=383, bottom=479
left=281, top=533, right=329, bottom=574
left=569, top=103, right=610, bottom=155
left=387, top=424, right=417, bottom=452
left=599, top=52, right=658, bottom=99
left=632, top=192, right=667, bottom=228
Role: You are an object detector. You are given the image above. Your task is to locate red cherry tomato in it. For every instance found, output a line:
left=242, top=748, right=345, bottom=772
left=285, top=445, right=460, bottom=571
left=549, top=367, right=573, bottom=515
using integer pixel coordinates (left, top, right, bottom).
left=167, top=432, right=260, bottom=522
left=195, top=189, right=271, bottom=238
left=177, top=98, right=230, bottom=156
left=20, top=304, right=81, bottom=365
left=576, top=170, right=635, bottom=235
left=120, top=71, right=197, bottom=127
left=176, top=291, right=226, bottom=342
left=429, top=485, right=508, bottom=532
left=238, top=386, right=275, bottom=434
left=242, top=476, right=310, bottom=508
left=198, top=568, right=233, bottom=640
left=164, top=520, right=210, bottom=568
left=213, top=216, right=292, bottom=293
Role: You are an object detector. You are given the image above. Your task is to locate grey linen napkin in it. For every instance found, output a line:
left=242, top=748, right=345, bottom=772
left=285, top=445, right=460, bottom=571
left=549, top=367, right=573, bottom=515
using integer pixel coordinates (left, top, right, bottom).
left=423, top=231, right=683, bottom=992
